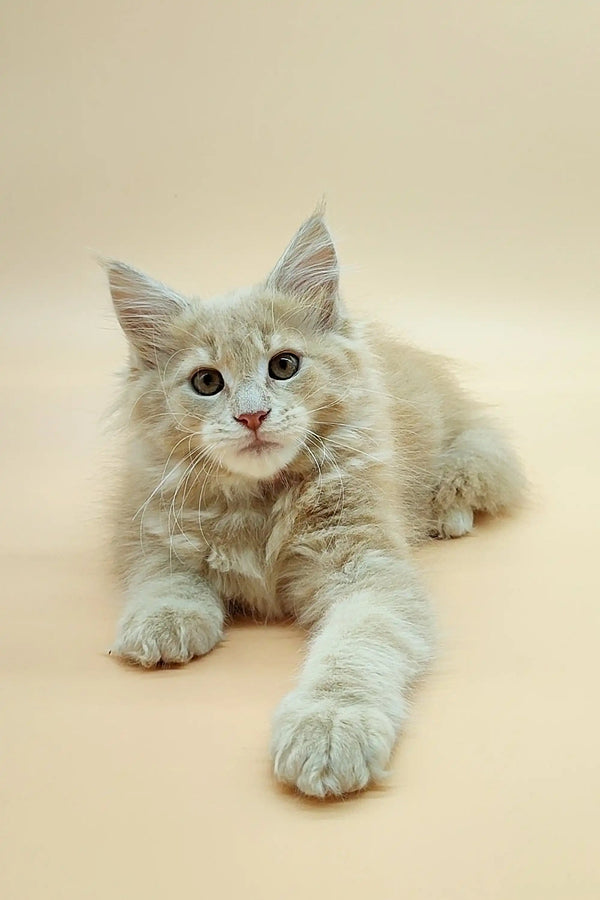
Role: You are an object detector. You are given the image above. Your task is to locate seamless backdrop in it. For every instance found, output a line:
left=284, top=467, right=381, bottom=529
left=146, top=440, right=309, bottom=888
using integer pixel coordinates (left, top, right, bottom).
left=1, top=2, right=599, bottom=898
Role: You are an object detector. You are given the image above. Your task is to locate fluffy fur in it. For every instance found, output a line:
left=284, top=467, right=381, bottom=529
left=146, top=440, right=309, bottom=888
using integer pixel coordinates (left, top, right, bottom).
left=104, top=208, right=525, bottom=798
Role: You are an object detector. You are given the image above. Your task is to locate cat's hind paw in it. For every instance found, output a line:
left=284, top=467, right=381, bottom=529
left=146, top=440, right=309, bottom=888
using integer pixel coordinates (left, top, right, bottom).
left=430, top=504, right=474, bottom=539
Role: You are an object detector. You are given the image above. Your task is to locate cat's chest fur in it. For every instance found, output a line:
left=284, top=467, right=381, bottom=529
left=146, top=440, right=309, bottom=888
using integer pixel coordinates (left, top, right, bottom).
left=161, top=479, right=301, bottom=619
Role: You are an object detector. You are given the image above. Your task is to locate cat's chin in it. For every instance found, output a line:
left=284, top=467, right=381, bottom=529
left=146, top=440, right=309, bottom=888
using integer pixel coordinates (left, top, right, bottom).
left=220, top=441, right=300, bottom=480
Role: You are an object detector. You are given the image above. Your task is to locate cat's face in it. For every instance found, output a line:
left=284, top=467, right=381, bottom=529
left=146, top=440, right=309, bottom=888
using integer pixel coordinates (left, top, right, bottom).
left=106, top=210, right=359, bottom=480
left=142, top=289, right=349, bottom=480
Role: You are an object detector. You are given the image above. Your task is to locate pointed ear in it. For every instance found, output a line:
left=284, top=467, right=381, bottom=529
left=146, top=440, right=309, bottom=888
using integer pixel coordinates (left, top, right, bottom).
left=101, top=259, right=189, bottom=366
left=266, top=209, right=343, bottom=328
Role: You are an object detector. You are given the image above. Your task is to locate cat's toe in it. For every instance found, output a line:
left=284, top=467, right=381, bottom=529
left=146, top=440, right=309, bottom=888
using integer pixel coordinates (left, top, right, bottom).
left=271, top=692, right=395, bottom=798
left=431, top=504, right=474, bottom=539
left=113, top=602, right=223, bottom=667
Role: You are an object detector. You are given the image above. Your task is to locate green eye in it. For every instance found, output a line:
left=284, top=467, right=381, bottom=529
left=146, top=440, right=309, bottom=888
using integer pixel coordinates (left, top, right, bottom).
left=190, top=368, right=224, bottom=396
left=268, top=352, right=301, bottom=381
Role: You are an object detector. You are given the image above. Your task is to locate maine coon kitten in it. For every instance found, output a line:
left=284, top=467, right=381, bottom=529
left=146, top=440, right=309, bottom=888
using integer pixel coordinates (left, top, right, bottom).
left=105, top=209, right=524, bottom=798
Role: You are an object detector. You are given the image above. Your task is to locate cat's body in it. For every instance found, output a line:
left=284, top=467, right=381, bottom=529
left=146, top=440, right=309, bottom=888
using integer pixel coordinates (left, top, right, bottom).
left=106, top=209, right=524, bottom=798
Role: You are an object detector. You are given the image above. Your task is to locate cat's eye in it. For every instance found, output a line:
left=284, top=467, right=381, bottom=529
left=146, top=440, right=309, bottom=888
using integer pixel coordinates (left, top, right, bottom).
left=190, top=368, right=225, bottom=396
left=268, top=352, right=301, bottom=381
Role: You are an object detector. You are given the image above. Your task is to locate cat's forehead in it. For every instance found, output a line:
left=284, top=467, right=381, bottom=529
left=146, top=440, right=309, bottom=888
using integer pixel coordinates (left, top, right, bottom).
left=202, top=285, right=257, bottom=313
left=177, top=287, right=306, bottom=365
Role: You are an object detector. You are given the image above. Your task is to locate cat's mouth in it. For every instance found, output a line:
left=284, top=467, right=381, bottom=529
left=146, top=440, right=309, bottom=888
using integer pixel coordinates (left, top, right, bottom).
left=239, top=436, right=283, bottom=455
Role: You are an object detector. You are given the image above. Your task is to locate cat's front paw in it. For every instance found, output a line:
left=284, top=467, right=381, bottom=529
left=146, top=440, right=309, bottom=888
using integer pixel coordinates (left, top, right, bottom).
left=271, top=692, right=396, bottom=798
left=113, top=601, right=223, bottom=668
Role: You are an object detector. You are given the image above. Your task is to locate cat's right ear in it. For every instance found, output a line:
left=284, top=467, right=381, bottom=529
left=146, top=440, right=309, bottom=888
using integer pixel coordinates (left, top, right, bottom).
left=101, top=259, right=189, bottom=366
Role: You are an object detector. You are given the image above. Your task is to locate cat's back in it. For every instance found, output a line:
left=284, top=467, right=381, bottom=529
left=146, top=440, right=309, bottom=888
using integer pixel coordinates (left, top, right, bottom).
left=364, top=322, right=465, bottom=441
left=363, top=322, right=472, bottom=538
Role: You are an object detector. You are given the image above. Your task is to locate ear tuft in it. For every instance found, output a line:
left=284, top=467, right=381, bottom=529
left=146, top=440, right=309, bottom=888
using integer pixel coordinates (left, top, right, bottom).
left=100, top=259, right=189, bottom=365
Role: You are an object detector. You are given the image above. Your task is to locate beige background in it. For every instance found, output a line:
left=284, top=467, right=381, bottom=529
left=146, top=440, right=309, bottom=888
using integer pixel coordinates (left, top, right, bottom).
left=1, top=1, right=599, bottom=897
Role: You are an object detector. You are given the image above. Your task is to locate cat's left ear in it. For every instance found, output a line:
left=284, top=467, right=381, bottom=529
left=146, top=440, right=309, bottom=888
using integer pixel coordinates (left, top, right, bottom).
left=101, top=259, right=190, bottom=366
left=266, top=207, right=344, bottom=329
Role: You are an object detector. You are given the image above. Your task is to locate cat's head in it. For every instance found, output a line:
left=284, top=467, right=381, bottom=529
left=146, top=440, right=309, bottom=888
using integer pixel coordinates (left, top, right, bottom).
left=105, top=209, right=366, bottom=480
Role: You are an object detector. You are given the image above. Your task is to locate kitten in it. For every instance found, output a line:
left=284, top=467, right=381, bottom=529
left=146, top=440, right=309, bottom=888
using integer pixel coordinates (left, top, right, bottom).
left=104, top=208, right=524, bottom=798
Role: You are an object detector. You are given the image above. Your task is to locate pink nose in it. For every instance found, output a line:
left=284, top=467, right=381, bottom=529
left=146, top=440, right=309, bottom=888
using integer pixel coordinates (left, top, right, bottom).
left=235, top=410, right=270, bottom=431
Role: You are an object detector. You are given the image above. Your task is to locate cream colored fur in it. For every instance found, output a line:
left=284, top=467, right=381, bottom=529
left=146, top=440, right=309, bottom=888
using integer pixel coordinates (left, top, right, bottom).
left=104, top=209, right=525, bottom=798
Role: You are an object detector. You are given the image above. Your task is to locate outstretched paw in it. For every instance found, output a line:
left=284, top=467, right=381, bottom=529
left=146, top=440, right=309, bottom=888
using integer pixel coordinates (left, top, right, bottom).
left=271, top=692, right=395, bottom=798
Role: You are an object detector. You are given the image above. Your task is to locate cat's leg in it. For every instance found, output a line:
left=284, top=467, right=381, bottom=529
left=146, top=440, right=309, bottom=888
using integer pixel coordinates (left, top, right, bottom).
left=112, top=559, right=224, bottom=668
left=431, top=422, right=525, bottom=539
left=271, top=551, right=433, bottom=798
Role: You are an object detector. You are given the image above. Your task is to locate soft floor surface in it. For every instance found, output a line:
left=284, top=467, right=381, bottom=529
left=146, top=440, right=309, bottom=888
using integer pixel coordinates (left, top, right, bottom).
left=2, top=2, right=599, bottom=898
